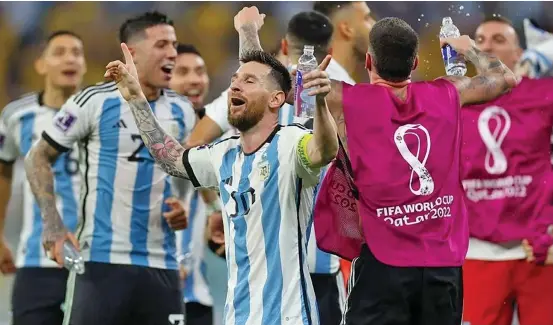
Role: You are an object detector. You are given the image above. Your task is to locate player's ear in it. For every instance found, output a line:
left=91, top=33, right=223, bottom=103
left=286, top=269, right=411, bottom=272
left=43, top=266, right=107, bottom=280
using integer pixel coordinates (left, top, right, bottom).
left=269, top=90, right=286, bottom=111
left=281, top=38, right=288, bottom=56
left=34, top=57, right=46, bottom=76
left=412, top=56, right=419, bottom=71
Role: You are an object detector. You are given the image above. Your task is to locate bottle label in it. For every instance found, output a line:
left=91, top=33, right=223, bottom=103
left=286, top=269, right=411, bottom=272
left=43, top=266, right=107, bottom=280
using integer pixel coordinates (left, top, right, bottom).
left=441, top=44, right=459, bottom=65
left=294, top=71, right=304, bottom=116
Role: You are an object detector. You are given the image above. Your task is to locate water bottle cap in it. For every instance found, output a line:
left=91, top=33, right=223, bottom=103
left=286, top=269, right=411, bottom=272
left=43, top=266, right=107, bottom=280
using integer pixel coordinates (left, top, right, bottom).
left=304, top=45, right=314, bottom=54
left=442, top=17, right=453, bottom=26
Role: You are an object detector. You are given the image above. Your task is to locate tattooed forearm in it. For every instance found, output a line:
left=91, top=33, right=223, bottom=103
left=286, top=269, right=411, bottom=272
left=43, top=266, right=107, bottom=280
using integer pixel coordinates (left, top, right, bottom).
left=127, top=97, right=189, bottom=179
left=24, top=140, right=66, bottom=245
left=238, top=24, right=262, bottom=60
left=464, top=46, right=507, bottom=74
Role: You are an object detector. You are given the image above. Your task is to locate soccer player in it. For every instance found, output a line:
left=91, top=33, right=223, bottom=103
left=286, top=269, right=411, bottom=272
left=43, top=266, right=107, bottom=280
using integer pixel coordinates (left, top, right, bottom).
left=24, top=12, right=194, bottom=325
left=460, top=16, right=553, bottom=325
left=170, top=43, right=217, bottom=325
left=104, top=36, right=338, bottom=325
left=235, top=9, right=347, bottom=325
left=312, top=17, right=517, bottom=325
left=185, top=4, right=362, bottom=148
left=0, top=30, right=85, bottom=325
left=313, top=1, right=375, bottom=83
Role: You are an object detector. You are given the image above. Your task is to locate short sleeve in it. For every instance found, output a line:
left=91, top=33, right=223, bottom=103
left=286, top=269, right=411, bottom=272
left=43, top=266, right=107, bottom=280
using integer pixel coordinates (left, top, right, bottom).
left=0, top=116, right=19, bottom=163
left=205, top=89, right=231, bottom=133
left=42, top=95, right=94, bottom=152
left=182, top=145, right=218, bottom=189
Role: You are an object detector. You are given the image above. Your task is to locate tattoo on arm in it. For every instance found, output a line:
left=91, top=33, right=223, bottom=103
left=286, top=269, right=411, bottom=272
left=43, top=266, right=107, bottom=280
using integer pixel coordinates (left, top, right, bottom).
left=24, top=140, right=66, bottom=244
left=238, top=24, right=262, bottom=59
left=442, top=45, right=514, bottom=105
left=127, top=98, right=189, bottom=179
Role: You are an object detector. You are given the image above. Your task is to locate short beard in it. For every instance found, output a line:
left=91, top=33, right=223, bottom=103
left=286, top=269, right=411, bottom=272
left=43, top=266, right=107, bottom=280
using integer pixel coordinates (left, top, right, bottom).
left=228, top=104, right=264, bottom=133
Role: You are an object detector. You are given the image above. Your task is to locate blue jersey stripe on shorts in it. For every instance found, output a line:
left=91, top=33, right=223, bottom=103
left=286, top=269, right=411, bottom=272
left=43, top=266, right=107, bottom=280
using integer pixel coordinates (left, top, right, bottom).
left=130, top=102, right=157, bottom=266
left=90, top=98, right=121, bottom=262
left=260, top=135, right=283, bottom=324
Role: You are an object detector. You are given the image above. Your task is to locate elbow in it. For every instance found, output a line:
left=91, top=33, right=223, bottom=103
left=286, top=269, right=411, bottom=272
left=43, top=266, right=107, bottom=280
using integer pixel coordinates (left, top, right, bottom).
left=317, top=135, right=338, bottom=166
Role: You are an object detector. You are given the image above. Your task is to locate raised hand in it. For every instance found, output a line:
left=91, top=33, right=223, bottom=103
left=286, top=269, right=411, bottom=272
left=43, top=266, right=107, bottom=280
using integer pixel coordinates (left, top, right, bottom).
left=302, top=55, right=333, bottom=99
left=234, top=6, right=266, bottom=32
left=104, top=43, right=143, bottom=101
left=439, top=35, right=476, bottom=56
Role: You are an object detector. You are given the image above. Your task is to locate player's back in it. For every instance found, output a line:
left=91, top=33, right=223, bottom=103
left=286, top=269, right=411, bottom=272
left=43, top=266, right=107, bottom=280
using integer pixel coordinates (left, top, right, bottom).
left=0, top=93, right=80, bottom=268
left=194, top=125, right=319, bottom=325
left=43, top=82, right=196, bottom=270
left=461, top=77, right=553, bottom=243
left=336, top=80, right=467, bottom=267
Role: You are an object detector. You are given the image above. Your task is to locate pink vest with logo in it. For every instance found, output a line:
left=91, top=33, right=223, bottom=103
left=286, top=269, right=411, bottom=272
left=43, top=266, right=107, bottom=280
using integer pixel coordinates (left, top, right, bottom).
left=461, top=78, right=553, bottom=259
left=315, top=79, right=468, bottom=267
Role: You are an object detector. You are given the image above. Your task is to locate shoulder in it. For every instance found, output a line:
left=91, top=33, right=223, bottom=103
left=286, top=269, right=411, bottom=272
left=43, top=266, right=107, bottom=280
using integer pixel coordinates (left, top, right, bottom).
left=278, top=123, right=313, bottom=140
left=71, top=81, right=119, bottom=108
left=209, top=134, right=240, bottom=151
left=1, top=92, right=39, bottom=122
left=164, top=89, right=193, bottom=106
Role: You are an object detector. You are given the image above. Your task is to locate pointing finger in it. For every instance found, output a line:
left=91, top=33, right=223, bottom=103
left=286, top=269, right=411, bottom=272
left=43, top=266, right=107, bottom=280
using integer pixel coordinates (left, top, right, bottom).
left=318, top=55, right=332, bottom=71
left=121, top=43, right=133, bottom=65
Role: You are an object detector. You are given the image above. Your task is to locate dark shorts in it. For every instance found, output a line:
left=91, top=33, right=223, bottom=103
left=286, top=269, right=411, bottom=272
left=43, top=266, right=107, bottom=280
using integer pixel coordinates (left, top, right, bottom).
left=65, top=262, right=183, bottom=325
left=311, top=271, right=346, bottom=325
left=343, top=245, right=463, bottom=325
left=11, top=267, right=69, bottom=325
left=185, top=302, right=213, bottom=325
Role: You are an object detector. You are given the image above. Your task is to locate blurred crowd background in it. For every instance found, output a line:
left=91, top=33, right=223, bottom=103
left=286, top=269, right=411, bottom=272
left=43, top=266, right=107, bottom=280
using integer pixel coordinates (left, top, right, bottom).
left=2, top=1, right=553, bottom=324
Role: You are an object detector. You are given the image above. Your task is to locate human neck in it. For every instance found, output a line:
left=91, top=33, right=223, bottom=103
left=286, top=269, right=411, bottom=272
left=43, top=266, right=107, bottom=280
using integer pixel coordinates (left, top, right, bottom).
left=330, top=38, right=357, bottom=77
left=42, top=84, right=77, bottom=109
left=140, top=80, right=162, bottom=102
left=239, top=118, right=278, bottom=154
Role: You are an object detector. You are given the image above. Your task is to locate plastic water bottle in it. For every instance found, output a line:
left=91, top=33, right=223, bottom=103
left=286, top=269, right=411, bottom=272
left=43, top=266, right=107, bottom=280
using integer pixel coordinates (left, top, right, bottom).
left=295, top=45, right=318, bottom=118
left=440, top=17, right=467, bottom=76
left=63, top=241, right=85, bottom=274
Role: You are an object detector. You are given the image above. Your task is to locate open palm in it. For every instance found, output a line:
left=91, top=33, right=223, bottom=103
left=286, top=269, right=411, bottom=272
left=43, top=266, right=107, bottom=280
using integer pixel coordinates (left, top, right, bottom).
left=104, top=43, right=143, bottom=101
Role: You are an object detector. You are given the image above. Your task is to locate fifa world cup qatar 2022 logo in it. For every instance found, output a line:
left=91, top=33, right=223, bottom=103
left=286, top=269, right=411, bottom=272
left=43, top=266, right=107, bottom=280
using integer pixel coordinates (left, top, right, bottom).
left=394, top=124, right=435, bottom=196
left=478, top=106, right=511, bottom=175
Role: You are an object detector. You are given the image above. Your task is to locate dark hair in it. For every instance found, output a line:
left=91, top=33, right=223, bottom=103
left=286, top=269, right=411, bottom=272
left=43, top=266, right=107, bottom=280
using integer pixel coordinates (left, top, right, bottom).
left=313, top=1, right=353, bottom=18
left=240, top=50, right=292, bottom=95
left=478, top=16, right=521, bottom=46
left=287, top=11, right=333, bottom=62
left=46, top=30, right=83, bottom=44
left=119, top=11, right=173, bottom=43
left=176, top=43, right=201, bottom=57
left=369, top=17, right=419, bottom=82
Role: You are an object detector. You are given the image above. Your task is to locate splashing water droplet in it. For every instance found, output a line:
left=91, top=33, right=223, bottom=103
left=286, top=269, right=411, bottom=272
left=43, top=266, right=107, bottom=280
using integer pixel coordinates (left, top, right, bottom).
left=418, top=18, right=421, bottom=21
left=466, top=13, right=470, bottom=16
left=478, top=5, right=481, bottom=8
left=459, top=5, right=464, bottom=10
left=420, top=14, right=425, bottom=17
left=492, top=13, right=497, bottom=17
left=425, top=22, right=429, bottom=27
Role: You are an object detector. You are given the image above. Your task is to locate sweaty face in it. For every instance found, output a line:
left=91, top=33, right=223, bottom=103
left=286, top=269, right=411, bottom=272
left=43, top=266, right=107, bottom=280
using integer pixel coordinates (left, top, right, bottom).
left=227, top=62, right=274, bottom=132
left=351, top=2, right=375, bottom=59
left=169, top=53, right=209, bottom=109
left=475, top=21, right=522, bottom=71
left=40, top=34, right=86, bottom=89
left=132, top=24, right=177, bottom=89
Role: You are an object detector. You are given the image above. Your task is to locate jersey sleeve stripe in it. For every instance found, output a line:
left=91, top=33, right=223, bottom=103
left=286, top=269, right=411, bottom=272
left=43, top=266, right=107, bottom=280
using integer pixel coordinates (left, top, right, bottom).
left=42, top=131, right=70, bottom=153
left=182, top=149, right=201, bottom=187
left=76, top=86, right=118, bottom=107
left=74, top=82, right=116, bottom=105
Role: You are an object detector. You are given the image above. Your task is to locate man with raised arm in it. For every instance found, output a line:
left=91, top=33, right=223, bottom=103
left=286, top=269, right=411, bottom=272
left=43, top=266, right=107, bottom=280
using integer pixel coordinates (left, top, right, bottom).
left=24, top=12, right=192, bottom=325
left=311, top=17, right=518, bottom=325
left=105, top=39, right=338, bottom=325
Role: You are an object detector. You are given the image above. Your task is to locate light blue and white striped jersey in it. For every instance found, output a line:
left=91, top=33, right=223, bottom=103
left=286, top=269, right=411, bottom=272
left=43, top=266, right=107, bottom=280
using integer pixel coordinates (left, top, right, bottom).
left=176, top=188, right=213, bottom=306
left=0, top=92, right=80, bottom=268
left=42, top=82, right=196, bottom=270
left=184, top=124, right=321, bottom=325
left=204, top=59, right=353, bottom=276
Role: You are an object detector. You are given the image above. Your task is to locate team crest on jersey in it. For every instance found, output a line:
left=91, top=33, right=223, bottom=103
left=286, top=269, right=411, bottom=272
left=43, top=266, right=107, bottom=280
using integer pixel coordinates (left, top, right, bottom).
left=55, top=111, right=77, bottom=133
left=258, top=151, right=270, bottom=181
